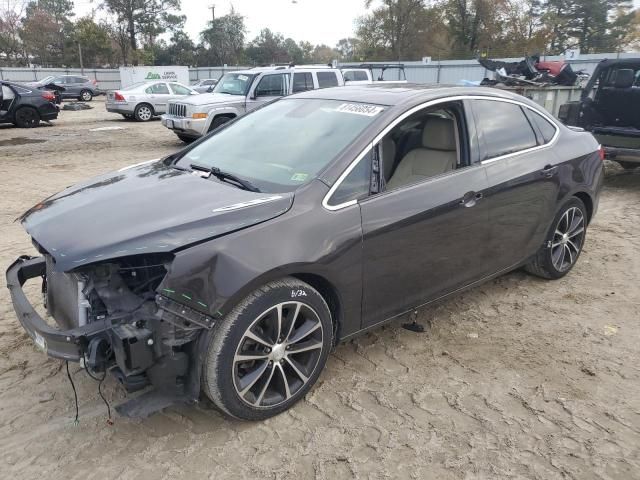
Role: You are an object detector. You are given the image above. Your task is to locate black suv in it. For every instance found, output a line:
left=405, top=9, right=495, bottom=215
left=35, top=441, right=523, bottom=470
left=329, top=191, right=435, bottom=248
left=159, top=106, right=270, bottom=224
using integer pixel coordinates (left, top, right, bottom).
left=559, top=58, right=640, bottom=170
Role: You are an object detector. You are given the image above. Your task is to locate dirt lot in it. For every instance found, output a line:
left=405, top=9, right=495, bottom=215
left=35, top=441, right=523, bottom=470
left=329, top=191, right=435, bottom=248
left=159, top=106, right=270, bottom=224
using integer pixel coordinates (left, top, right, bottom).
left=0, top=100, right=639, bottom=480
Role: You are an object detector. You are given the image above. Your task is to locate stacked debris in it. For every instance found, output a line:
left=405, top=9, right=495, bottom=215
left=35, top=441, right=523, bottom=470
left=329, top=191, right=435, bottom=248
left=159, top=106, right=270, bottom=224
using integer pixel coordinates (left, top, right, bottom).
left=478, top=54, right=587, bottom=87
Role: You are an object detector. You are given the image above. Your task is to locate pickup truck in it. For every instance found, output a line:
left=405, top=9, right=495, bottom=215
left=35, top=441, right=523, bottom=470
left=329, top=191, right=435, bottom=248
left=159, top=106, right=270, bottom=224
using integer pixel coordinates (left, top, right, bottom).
left=161, top=66, right=345, bottom=142
left=558, top=58, right=640, bottom=170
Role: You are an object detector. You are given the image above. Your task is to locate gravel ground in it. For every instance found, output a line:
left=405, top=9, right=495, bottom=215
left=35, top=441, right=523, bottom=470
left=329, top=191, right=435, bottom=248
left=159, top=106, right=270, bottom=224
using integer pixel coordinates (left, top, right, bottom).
left=0, top=100, right=639, bottom=480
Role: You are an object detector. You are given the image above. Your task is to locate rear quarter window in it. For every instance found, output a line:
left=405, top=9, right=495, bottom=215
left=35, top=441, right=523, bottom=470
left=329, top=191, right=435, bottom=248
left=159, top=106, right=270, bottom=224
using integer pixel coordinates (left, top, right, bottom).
left=317, top=71, right=339, bottom=88
left=473, top=100, right=538, bottom=160
left=525, top=109, right=558, bottom=143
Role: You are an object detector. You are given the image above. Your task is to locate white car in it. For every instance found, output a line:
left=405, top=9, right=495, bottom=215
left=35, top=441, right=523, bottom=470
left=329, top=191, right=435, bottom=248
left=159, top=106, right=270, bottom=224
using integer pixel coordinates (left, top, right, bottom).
left=106, top=81, right=199, bottom=122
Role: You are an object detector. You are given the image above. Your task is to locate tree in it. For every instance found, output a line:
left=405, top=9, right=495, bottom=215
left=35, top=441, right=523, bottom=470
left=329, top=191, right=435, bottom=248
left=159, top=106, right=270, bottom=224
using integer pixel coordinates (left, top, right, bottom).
left=245, top=28, right=288, bottom=64
left=153, top=30, right=196, bottom=65
left=102, top=0, right=185, bottom=64
left=199, top=8, right=246, bottom=65
left=0, top=1, right=27, bottom=66
left=20, top=7, right=63, bottom=66
left=69, top=16, right=114, bottom=67
left=355, top=0, right=442, bottom=60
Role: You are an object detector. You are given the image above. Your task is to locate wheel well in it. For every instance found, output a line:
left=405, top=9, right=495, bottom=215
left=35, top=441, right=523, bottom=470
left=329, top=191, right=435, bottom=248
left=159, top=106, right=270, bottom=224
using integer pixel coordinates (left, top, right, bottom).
left=208, top=114, right=235, bottom=132
left=136, top=102, right=154, bottom=113
left=291, top=273, right=342, bottom=344
left=573, top=192, right=593, bottom=224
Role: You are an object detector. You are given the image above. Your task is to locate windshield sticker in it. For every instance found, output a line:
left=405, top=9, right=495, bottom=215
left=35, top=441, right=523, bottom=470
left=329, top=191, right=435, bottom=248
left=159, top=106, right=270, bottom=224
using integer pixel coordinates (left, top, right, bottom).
left=290, top=173, right=309, bottom=182
left=336, top=103, right=384, bottom=116
left=237, top=75, right=249, bottom=81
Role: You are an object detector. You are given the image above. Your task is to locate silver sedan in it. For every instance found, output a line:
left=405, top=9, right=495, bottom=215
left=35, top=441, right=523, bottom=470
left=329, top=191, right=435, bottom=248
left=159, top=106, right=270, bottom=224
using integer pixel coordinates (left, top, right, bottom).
left=106, top=81, right=199, bottom=121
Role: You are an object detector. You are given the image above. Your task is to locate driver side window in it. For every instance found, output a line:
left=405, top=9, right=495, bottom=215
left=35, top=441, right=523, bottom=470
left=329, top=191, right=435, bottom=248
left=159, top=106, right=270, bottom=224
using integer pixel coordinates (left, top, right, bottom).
left=255, top=74, right=289, bottom=97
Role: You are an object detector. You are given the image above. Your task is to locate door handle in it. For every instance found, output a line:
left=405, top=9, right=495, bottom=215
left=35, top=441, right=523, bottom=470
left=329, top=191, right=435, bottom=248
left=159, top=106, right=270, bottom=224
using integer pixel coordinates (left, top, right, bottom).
left=541, top=165, right=558, bottom=178
left=459, top=191, right=482, bottom=208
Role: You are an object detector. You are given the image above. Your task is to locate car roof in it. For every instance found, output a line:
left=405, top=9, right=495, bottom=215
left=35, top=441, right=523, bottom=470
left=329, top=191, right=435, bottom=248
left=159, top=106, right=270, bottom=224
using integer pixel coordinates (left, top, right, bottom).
left=289, top=83, right=537, bottom=108
left=228, top=66, right=340, bottom=75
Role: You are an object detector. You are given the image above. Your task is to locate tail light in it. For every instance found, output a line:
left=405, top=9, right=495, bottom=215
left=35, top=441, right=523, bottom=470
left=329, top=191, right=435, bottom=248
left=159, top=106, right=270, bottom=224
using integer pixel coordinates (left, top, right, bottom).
left=41, top=91, right=56, bottom=102
left=92, top=79, right=97, bottom=85
left=114, top=91, right=125, bottom=101
left=598, top=145, right=606, bottom=161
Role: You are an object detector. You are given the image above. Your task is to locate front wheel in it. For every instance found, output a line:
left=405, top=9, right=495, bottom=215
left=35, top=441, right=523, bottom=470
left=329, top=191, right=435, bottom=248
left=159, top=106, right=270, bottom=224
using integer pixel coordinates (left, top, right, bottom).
left=525, top=197, right=587, bottom=279
left=203, top=278, right=333, bottom=420
left=177, top=134, right=195, bottom=144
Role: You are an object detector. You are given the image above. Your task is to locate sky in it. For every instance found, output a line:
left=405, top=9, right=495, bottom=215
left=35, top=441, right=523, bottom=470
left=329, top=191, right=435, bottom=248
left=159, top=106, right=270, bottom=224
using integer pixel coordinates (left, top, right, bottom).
left=73, top=0, right=375, bottom=47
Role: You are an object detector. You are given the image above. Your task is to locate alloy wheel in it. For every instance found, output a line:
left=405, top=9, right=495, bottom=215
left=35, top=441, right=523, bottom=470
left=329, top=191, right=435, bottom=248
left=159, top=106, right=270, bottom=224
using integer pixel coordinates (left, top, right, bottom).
left=232, top=301, right=324, bottom=408
left=81, top=90, right=92, bottom=101
left=551, top=206, right=585, bottom=272
left=137, top=106, right=152, bottom=121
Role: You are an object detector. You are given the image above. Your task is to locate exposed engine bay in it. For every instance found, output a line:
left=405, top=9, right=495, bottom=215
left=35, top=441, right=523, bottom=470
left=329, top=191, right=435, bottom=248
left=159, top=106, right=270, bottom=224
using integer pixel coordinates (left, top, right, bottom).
left=39, top=251, right=214, bottom=416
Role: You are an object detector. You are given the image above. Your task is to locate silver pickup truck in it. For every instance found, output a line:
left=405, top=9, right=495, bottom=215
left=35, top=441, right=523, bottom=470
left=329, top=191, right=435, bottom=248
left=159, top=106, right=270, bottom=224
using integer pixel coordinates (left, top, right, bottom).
left=161, top=66, right=345, bottom=142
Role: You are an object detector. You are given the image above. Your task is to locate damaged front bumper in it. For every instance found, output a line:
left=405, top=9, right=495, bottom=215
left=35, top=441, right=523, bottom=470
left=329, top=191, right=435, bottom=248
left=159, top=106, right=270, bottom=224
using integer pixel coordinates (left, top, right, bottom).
left=6, top=256, right=107, bottom=361
left=6, top=255, right=215, bottom=416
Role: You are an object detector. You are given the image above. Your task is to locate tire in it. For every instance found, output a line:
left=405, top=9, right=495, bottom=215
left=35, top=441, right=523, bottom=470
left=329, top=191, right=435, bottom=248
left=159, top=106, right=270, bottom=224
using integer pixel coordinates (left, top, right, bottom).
left=134, top=103, right=154, bottom=122
left=203, top=278, right=333, bottom=420
left=79, top=90, right=93, bottom=102
left=14, top=107, right=40, bottom=128
left=617, top=161, right=638, bottom=170
left=525, top=197, right=588, bottom=279
left=177, top=134, right=195, bottom=143
left=207, top=115, right=232, bottom=133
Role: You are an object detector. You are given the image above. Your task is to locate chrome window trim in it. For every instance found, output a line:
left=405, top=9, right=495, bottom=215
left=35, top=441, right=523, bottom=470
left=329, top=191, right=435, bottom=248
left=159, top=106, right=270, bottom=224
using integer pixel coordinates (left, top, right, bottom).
left=322, top=94, right=560, bottom=211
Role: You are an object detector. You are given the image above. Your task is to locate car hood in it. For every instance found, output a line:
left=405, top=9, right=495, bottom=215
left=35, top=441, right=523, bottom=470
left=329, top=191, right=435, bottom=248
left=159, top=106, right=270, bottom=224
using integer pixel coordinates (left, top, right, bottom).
left=21, top=160, right=293, bottom=272
left=176, top=92, right=244, bottom=106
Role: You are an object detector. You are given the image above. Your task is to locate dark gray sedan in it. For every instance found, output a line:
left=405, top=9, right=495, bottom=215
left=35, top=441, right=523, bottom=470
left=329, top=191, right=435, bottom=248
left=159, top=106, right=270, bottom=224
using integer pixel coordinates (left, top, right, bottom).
left=6, top=85, right=603, bottom=421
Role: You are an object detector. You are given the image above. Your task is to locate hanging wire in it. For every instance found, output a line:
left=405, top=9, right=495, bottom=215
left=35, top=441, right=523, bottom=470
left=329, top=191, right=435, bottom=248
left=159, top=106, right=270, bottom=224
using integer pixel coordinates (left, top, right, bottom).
left=83, top=353, right=114, bottom=426
left=65, top=361, right=79, bottom=426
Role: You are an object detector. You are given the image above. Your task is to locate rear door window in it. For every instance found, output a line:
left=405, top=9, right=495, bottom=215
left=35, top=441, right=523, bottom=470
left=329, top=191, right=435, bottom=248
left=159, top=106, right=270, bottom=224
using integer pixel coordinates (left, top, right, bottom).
left=146, top=83, right=170, bottom=94
left=472, top=100, right=538, bottom=160
left=317, top=71, right=339, bottom=88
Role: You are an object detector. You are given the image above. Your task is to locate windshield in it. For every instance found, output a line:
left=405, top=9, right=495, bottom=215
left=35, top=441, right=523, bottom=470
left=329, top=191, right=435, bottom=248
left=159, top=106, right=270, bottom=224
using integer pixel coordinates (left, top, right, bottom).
left=212, top=73, right=256, bottom=96
left=38, top=76, right=55, bottom=84
left=177, top=98, right=386, bottom=193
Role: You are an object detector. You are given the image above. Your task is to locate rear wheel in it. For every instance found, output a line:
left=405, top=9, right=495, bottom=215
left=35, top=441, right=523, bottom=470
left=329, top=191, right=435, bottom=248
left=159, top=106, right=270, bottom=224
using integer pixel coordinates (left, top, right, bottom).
left=134, top=103, right=154, bottom=122
left=203, top=278, right=333, bottom=420
left=79, top=90, right=93, bottom=102
left=14, top=107, right=40, bottom=128
left=525, top=197, right=587, bottom=279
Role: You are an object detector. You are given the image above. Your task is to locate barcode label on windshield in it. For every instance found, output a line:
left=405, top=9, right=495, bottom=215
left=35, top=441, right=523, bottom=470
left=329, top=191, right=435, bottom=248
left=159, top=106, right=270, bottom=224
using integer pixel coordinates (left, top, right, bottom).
left=336, top=103, right=384, bottom=116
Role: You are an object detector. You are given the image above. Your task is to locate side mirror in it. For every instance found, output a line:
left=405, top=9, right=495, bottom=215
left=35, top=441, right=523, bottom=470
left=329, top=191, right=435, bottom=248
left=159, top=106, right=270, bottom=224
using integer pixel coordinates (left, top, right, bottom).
left=614, top=69, right=634, bottom=88
left=207, top=85, right=214, bottom=92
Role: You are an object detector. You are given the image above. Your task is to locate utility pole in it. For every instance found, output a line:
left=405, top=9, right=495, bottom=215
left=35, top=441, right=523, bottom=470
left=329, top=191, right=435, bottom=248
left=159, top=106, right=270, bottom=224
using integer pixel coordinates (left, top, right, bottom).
left=209, top=4, right=215, bottom=22
left=78, top=42, right=84, bottom=74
